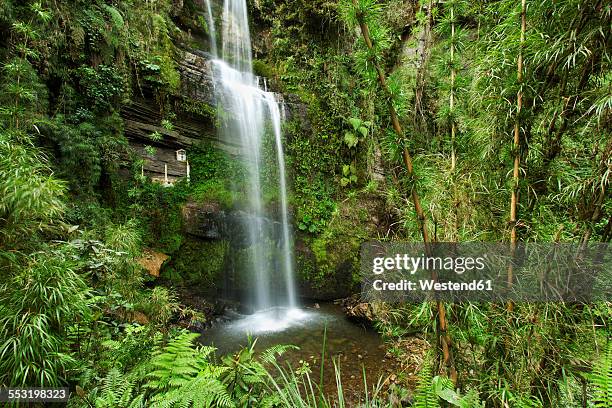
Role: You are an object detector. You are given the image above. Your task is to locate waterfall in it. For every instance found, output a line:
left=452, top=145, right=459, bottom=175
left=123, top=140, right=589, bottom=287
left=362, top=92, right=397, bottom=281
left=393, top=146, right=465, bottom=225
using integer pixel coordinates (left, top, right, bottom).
left=264, top=93, right=297, bottom=308
left=206, top=0, right=297, bottom=313
left=203, top=0, right=217, bottom=57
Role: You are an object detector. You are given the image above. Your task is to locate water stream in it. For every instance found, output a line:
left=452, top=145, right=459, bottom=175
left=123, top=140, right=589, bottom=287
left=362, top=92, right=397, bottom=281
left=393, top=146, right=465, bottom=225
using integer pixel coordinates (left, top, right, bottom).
left=206, top=0, right=297, bottom=316
left=202, top=303, right=395, bottom=402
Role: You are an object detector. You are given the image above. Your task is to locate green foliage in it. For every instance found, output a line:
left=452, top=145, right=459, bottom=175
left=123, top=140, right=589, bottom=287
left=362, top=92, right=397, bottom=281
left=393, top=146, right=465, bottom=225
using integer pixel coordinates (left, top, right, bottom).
left=296, top=194, right=336, bottom=234
left=76, top=331, right=234, bottom=408
left=125, top=180, right=187, bottom=254
left=413, top=358, right=439, bottom=408
left=92, top=368, right=145, bottom=408
left=75, top=65, right=126, bottom=112
left=433, top=376, right=483, bottom=407
left=0, top=248, right=90, bottom=386
left=591, top=341, right=612, bottom=408
left=144, top=145, right=157, bottom=156
left=0, top=130, right=66, bottom=246
left=263, top=351, right=392, bottom=408
left=67, top=221, right=145, bottom=305
left=166, top=239, right=229, bottom=286
left=188, top=143, right=245, bottom=208
left=46, top=113, right=126, bottom=195
left=308, top=192, right=375, bottom=289
left=283, top=118, right=339, bottom=233
left=343, top=117, right=370, bottom=149
left=338, top=0, right=384, bottom=31
left=97, top=324, right=158, bottom=373
left=220, top=341, right=279, bottom=407
left=0, top=12, right=68, bottom=254
left=139, top=287, right=179, bottom=328
left=340, top=163, right=358, bottom=187
left=179, top=99, right=218, bottom=122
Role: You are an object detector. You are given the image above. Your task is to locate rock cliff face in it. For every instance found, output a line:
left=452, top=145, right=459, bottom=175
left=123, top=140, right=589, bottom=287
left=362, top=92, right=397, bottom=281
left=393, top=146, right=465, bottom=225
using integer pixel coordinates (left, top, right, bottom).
left=181, top=200, right=285, bottom=247
left=118, top=10, right=342, bottom=300
left=179, top=200, right=356, bottom=301
left=121, top=49, right=309, bottom=183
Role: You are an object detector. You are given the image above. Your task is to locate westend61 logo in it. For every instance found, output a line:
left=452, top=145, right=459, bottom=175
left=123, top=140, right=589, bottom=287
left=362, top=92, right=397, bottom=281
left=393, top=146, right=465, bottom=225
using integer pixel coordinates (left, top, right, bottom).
left=360, top=242, right=612, bottom=303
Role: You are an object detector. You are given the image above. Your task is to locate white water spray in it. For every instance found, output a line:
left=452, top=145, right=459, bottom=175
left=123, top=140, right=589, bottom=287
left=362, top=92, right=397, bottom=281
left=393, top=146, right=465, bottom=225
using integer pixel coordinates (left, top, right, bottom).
left=206, top=0, right=297, bottom=315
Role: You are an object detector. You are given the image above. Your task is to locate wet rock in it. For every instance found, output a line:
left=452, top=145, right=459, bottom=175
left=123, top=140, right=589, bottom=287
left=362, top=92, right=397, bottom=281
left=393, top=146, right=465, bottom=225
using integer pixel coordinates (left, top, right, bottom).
left=336, top=294, right=376, bottom=324
left=296, top=240, right=356, bottom=301
left=137, top=249, right=169, bottom=277
left=181, top=200, right=285, bottom=246
left=182, top=201, right=226, bottom=239
left=130, top=311, right=150, bottom=325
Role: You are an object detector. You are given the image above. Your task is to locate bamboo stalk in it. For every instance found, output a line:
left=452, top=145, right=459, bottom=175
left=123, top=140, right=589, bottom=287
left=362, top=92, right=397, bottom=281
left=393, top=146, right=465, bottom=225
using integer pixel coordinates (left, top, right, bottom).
left=508, top=0, right=527, bottom=313
left=350, top=0, right=456, bottom=383
left=450, top=3, right=459, bottom=242
left=352, top=2, right=429, bottom=244
left=450, top=5, right=456, bottom=173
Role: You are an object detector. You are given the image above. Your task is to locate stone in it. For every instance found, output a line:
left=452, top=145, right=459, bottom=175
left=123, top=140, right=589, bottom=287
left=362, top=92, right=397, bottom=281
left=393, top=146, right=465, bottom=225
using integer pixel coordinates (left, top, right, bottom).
left=130, top=311, right=150, bottom=325
left=182, top=201, right=226, bottom=239
left=337, top=294, right=376, bottom=324
left=137, top=249, right=169, bottom=277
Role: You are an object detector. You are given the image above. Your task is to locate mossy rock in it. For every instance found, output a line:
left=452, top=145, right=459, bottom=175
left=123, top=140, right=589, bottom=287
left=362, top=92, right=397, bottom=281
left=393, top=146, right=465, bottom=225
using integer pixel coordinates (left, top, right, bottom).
left=296, top=192, right=386, bottom=300
left=163, top=238, right=229, bottom=293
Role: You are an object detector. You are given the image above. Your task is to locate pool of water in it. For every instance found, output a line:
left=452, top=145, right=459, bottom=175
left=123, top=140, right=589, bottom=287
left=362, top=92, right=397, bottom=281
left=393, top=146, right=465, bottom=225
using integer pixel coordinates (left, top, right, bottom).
left=200, top=302, right=397, bottom=402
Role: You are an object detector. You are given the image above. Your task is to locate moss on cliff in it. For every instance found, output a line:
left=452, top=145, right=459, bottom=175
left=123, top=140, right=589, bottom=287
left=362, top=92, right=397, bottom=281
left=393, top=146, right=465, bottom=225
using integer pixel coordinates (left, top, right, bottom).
left=163, top=238, right=229, bottom=289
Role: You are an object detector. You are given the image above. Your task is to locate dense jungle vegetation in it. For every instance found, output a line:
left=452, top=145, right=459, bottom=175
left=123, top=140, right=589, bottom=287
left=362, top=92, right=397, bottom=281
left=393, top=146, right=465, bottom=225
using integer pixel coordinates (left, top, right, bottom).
left=0, top=0, right=610, bottom=407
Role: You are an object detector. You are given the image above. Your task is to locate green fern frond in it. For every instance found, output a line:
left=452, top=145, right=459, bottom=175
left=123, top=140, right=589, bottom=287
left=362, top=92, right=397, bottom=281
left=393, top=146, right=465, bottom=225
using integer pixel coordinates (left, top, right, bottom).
left=101, top=4, right=124, bottom=30
left=414, top=358, right=440, bottom=408
left=94, top=368, right=143, bottom=408
left=260, top=344, right=298, bottom=365
left=145, top=332, right=204, bottom=391
left=149, top=374, right=234, bottom=408
left=591, top=341, right=612, bottom=408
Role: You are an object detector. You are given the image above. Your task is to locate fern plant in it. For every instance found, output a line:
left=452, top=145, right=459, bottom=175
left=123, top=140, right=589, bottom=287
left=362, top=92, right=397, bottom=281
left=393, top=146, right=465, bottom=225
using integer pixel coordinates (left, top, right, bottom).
left=92, top=368, right=145, bottom=408
left=144, top=331, right=233, bottom=408
left=413, top=358, right=439, bottom=408
left=591, top=341, right=612, bottom=408
left=433, top=376, right=484, bottom=408
left=221, top=341, right=296, bottom=407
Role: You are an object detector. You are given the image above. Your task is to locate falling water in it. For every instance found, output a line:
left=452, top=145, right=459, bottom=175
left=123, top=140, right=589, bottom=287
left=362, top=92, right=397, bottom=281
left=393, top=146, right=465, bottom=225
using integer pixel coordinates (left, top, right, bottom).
left=206, top=0, right=297, bottom=315
left=203, top=0, right=217, bottom=57
left=264, top=93, right=297, bottom=308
